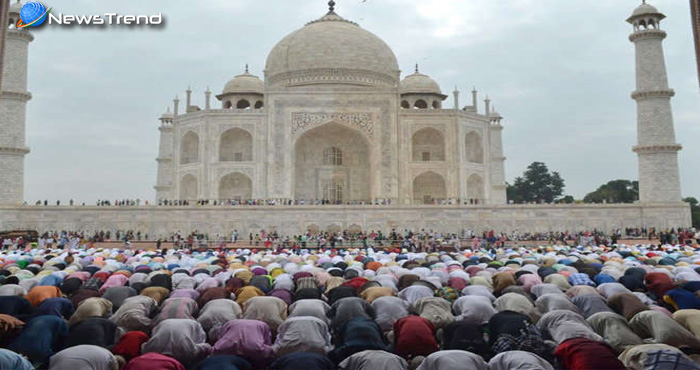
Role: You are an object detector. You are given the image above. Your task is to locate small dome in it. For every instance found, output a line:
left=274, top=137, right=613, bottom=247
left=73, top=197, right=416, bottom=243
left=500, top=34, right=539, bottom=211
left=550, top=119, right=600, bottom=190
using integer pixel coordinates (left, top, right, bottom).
left=160, top=108, right=174, bottom=120
left=400, top=72, right=442, bottom=96
left=222, top=71, right=264, bottom=95
left=631, top=3, right=660, bottom=17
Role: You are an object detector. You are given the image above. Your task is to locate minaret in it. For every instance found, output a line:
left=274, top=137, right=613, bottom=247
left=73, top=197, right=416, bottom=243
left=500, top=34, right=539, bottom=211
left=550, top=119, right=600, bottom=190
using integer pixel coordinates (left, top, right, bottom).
left=627, top=2, right=683, bottom=203
left=489, top=108, right=507, bottom=204
left=0, top=2, right=33, bottom=205
left=154, top=107, right=174, bottom=202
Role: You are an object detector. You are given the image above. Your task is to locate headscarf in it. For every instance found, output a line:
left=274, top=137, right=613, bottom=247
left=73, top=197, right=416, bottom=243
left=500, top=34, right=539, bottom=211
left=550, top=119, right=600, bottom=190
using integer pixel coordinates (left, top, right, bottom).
left=123, top=353, right=185, bottom=370
left=141, top=319, right=212, bottom=367
left=608, top=292, right=650, bottom=321
left=69, top=297, right=113, bottom=326
left=488, top=351, right=553, bottom=370
left=416, top=350, right=488, bottom=370
left=393, top=316, right=438, bottom=358
left=213, top=319, right=273, bottom=369
left=65, top=317, right=120, bottom=349
left=586, top=311, right=643, bottom=352
left=112, top=331, right=149, bottom=361
left=48, top=345, right=117, bottom=370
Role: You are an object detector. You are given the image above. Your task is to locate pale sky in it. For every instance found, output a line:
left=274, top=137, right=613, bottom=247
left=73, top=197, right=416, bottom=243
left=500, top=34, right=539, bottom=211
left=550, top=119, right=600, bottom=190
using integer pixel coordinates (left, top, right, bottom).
left=18, top=0, right=700, bottom=203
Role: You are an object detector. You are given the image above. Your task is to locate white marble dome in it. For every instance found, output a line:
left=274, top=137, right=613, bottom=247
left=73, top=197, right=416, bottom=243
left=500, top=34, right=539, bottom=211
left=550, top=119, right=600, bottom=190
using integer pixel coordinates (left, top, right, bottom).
left=631, top=3, right=660, bottom=17
left=264, top=12, right=400, bottom=87
left=400, top=72, right=442, bottom=95
left=222, top=72, right=264, bottom=95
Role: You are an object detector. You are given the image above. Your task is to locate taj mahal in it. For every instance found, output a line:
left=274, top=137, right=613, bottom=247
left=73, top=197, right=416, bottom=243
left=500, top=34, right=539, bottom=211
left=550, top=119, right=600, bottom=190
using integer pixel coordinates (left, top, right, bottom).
left=0, top=1, right=692, bottom=236
left=153, top=2, right=505, bottom=206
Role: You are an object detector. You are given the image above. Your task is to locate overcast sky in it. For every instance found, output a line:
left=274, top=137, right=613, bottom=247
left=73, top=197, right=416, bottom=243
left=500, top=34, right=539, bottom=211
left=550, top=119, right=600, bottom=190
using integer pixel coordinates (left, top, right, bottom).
left=18, top=0, right=700, bottom=203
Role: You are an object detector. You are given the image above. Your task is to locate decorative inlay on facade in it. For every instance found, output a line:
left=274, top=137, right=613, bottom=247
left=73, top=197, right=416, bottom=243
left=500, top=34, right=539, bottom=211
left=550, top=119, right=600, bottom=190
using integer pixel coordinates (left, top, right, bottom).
left=631, top=89, right=675, bottom=100
left=291, top=112, right=374, bottom=135
left=267, top=69, right=397, bottom=88
left=273, top=99, right=393, bottom=196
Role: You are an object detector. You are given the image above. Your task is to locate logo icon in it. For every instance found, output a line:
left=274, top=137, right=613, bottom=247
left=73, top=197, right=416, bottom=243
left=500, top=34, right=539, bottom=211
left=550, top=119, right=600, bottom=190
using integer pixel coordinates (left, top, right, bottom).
left=17, top=1, right=51, bottom=28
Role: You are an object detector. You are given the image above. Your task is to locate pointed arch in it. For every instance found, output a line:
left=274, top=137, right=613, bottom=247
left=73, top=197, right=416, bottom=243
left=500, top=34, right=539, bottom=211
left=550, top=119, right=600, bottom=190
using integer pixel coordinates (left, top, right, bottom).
left=180, top=131, right=200, bottom=164
left=412, top=128, right=445, bottom=162
left=219, top=128, right=253, bottom=162
left=413, top=171, right=446, bottom=205
left=414, top=99, right=428, bottom=109
left=294, top=122, right=370, bottom=203
left=218, top=172, right=252, bottom=201
left=236, top=99, right=251, bottom=109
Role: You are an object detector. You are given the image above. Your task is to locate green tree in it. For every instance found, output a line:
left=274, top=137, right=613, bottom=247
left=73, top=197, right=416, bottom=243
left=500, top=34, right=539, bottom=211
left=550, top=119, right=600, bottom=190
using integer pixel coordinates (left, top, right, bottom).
left=683, top=197, right=700, bottom=228
left=558, top=195, right=575, bottom=204
left=507, top=162, right=565, bottom=203
left=583, top=180, right=639, bottom=204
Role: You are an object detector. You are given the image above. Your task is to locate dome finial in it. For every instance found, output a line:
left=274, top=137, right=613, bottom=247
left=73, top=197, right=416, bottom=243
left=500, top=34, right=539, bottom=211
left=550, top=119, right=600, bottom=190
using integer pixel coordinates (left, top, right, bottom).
left=415, top=63, right=419, bottom=74
left=245, top=64, right=249, bottom=74
left=328, top=0, right=336, bottom=13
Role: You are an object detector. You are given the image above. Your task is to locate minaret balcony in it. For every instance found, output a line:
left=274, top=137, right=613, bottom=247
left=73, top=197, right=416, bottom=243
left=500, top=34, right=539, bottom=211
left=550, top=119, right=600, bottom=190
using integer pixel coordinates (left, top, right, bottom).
left=6, top=30, right=34, bottom=42
left=631, top=89, right=674, bottom=100
left=629, top=29, right=666, bottom=42
left=1, top=91, right=32, bottom=102
left=632, top=144, right=682, bottom=153
left=0, top=147, right=30, bottom=155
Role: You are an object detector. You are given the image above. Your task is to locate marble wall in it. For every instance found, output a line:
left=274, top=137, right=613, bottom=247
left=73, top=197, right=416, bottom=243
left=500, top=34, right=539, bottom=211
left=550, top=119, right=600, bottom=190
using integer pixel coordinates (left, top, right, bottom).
left=0, top=203, right=690, bottom=239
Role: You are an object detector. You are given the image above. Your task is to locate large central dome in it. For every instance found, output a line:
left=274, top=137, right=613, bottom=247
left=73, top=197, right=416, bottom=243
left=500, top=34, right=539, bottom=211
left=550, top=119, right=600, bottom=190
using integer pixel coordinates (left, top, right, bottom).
left=265, top=11, right=400, bottom=88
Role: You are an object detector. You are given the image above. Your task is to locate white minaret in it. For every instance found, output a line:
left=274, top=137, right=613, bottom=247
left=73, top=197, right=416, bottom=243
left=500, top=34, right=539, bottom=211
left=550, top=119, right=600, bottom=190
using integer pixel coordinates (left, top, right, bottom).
left=489, top=108, right=507, bottom=204
left=627, top=2, right=683, bottom=203
left=0, top=2, right=33, bottom=205
left=154, top=107, right=174, bottom=202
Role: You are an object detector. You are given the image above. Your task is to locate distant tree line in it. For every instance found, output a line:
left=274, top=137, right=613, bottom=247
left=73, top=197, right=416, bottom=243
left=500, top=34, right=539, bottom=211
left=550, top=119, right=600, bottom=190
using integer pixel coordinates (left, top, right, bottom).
left=507, top=163, right=697, bottom=226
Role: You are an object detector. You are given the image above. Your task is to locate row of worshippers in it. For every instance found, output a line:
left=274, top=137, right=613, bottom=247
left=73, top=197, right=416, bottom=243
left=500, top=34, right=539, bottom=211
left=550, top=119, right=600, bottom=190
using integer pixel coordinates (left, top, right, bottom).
left=0, top=244, right=697, bottom=369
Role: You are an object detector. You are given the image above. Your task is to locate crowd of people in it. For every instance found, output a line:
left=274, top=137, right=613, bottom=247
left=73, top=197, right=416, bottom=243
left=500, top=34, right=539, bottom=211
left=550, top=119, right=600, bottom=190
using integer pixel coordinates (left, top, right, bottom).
left=24, top=198, right=492, bottom=207
left=0, top=237, right=697, bottom=369
left=6, top=228, right=697, bottom=253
